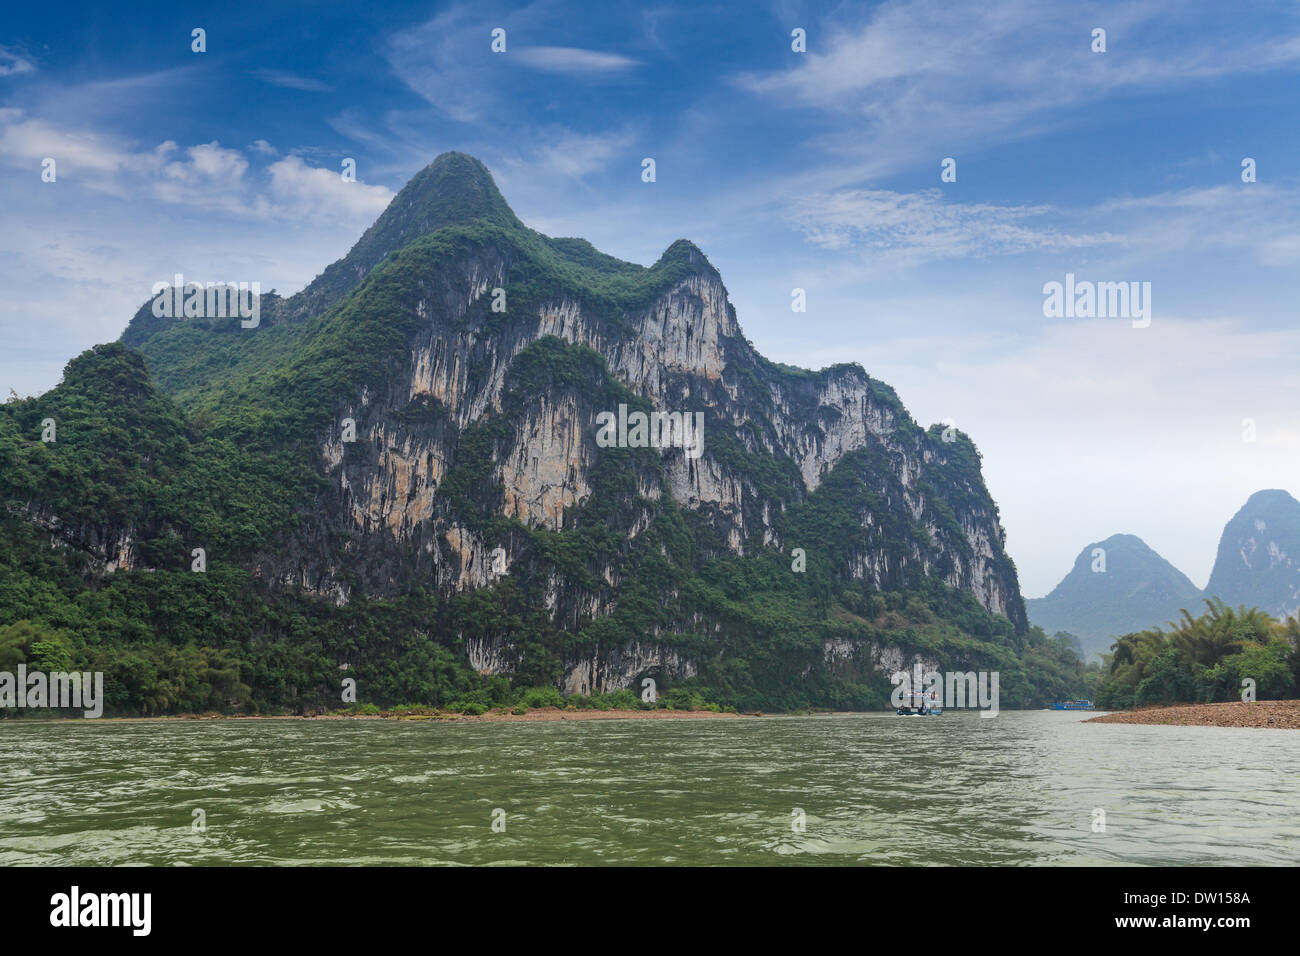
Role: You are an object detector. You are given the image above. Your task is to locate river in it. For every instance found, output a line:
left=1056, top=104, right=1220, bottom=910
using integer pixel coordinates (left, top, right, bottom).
left=3, top=711, right=1297, bottom=865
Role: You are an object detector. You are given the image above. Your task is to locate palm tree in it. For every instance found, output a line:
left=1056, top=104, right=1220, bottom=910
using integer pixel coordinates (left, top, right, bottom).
left=1168, top=599, right=1271, bottom=667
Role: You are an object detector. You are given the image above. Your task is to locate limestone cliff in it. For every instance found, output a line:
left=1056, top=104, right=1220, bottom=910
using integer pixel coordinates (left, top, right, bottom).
left=105, top=152, right=1029, bottom=702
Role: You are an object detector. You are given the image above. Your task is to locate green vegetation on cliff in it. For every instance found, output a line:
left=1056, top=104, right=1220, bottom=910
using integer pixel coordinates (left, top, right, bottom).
left=1, top=153, right=1077, bottom=717
left=1, top=340, right=1081, bottom=716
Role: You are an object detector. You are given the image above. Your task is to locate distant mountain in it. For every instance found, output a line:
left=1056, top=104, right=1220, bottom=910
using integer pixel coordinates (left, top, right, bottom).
left=1204, top=490, right=1300, bottom=620
left=1026, top=533, right=1201, bottom=659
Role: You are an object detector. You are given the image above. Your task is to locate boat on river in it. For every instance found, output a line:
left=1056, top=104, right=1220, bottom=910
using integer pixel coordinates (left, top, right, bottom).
left=896, top=690, right=943, bottom=716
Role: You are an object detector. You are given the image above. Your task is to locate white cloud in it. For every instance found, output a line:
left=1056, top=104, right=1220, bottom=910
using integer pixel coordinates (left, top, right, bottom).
left=0, top=111, right=393, bottom=223
left=266, top=155, right=394, bottom=220
left=151, top=141, right=252, bottom=214
left=0, top=112, right=135, bottom=177
left=513, top=46, right=640, bottom=74
left=0, top=45, right=35, bottom=77
left=1260, top=235, right=1300, bottom=267
left=162, top=141, right=249, bottom=184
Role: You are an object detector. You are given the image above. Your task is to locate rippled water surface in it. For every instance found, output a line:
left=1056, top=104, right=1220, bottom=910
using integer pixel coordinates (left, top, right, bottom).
left=3, top=712, right=1298, bottom=865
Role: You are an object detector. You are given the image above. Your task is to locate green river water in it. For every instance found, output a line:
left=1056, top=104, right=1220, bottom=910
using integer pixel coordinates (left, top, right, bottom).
left=3, top=711, right=1297, bottom=865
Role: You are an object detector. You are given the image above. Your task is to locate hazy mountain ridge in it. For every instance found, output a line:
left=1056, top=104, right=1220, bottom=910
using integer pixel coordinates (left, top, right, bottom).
left=1026, top=533, right=1201, bottom=659
left=1205, top=490, right=1300, bottom=620
left=1030, top=491, right=1300, bottom=659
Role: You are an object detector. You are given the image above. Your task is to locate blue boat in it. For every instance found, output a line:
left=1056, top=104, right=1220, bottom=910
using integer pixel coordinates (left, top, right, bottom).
left=1049, top=699, right=1095, bottom=711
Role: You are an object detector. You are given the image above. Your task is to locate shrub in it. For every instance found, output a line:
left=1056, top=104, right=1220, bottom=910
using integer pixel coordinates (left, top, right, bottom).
left=450, top=700, right=488, bottom=716
left=521, top=687, right=565, bottom=709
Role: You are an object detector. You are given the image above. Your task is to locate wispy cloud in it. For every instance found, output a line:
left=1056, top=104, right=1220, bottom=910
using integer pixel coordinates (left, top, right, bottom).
left=0, top=45, right=35, bottom=77
left=524, top=128, right=637, bottom=179
left=153, top=142, right=271, bottom=217
left=513, top=46, right=640, bottom=74
left=790, top=188, right=1114, bottom=264
left=736, top=0, right=1300, bottom=175
left=385, top=3, right=505, bottom=123
left=251, top=68, right=334, bottom=92
left=1096, top=184, right=1300, bottom=266
left=0, top=110, right=144, bottom=184
left=384, top=1, right=641, bottom=123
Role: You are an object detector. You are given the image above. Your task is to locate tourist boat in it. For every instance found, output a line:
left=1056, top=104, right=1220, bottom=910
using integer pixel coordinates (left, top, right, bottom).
left=1049, top=699, right=1095, bottom=711
left=896, top=690, right=944, bottom=716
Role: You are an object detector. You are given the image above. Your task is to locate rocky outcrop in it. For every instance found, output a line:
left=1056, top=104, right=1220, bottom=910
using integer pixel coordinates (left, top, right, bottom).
left=113, top=151, right=1029, bottom=697
left=1205, top=490, right=1300, bottom=620
left=561, top=642, right=698, bottom=696
left=8, top=503, right=142, bottom=574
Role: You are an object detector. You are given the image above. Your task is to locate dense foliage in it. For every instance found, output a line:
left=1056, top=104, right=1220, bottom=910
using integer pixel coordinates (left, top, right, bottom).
left=1094, top=599, right=1300, bottom=708
left=0, top=341, right=1089, bottom=716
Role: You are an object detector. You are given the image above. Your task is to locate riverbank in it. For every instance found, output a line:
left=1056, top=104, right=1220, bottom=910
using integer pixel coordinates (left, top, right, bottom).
left=476, top=706, right=751, bottom=722
left=12, top=705, right=759, bottom=724
left=1085, top=700, right=1300, bottom=729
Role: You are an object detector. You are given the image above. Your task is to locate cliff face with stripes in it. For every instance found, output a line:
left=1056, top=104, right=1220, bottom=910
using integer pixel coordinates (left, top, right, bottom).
left=4, top=153, right=1028, bottom=708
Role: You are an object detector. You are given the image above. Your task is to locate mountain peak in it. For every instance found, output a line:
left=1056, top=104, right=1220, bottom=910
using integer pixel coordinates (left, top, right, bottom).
left=349, top=151, right=519, bottom=254
left=654, top=238, right=720, bottom=279
left=1088, top=532, right=1146, bottom=551
left=395, top=151, right=516, bottom=228
left=1243, top=488, right=1299, bottom=509
left=1205, top=488, right=1300, bottom=618
left=275, top=152, right=519, bottom=323
left=422, top=150, right=490, bottom=177
left=1064, top=533, right=1187, bottom=577
left=1027, top=532, right=1199, bottom=658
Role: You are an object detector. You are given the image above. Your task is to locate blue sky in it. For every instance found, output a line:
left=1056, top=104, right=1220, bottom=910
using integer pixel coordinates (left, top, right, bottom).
left=2, top=0, right=1299, bottom=596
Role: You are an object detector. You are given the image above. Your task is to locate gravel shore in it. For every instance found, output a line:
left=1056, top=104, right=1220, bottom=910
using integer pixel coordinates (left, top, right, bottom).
left=1085, top=699, right=1300, bottom=729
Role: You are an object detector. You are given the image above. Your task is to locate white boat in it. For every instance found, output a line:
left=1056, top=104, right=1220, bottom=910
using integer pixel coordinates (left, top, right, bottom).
left=896, top=690, right=943, bottom=715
